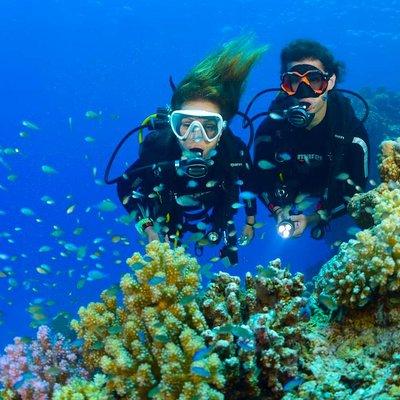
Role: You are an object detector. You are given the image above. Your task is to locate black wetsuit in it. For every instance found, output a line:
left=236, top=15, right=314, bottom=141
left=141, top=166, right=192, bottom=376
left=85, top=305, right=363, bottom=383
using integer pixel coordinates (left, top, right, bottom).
left=117, top=126, right=255, bottom=264
left=254, top=90, right=370, bottom=220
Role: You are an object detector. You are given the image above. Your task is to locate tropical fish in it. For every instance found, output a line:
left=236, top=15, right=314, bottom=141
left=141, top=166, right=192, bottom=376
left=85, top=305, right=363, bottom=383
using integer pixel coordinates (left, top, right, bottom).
left=148, top=276, right=166, bottom=286
left=20, top=207, right=35, bottom=216
left=85, top=110, right=102, bottom=120
left=7, top=174, right=18, bottom=182
left=175, top=195, right=199, bottom=207
left=84, top=136, right=95, bottom=143
left=237, top=339, right=255, bottom=352
left=191, top=366, right=211, bottom=378
left=283, top=377, right=304, bottom=392
left=41, top=195, right=55, bottom=205
left=36, top=264, right=52, bottom=274
left=231, top=325, right=253, bottom=339
left=66, top=205, right=76, bottom=214
left=41, top=165, right=58, bottom=174
left=73, top=227, right=84, bottom=235
left=22, top=120, right=40, bottom=130
left=335, top=172, right=350, bottom=181
left=347, top=226, right=361, bottom=236
left=239, top=191, right=256, bottom=200
left=258, top=159, right=276, bottom=170
left=193, top=347, right=212, bottom=361
left=87, top=270, right=106, bottom=281
left=96, top=199, right=118, bottom=212
left=154, top=334, right=169, bottom=343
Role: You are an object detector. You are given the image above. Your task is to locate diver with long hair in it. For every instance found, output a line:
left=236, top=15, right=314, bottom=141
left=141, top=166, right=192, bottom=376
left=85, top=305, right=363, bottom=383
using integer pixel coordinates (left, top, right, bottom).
left=116, top=37, right=266, bottom=265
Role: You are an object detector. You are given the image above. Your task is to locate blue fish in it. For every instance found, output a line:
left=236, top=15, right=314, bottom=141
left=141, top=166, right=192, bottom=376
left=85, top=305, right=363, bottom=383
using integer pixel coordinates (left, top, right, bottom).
left=237, top=339, right=255, bottom=352
left=193, top=347, right=211, bottom=361
left=283, top=377, right=304, bottom=392
left=148, top=276, right=165, bottom=286
left=191, top=366, right=211, bottom=378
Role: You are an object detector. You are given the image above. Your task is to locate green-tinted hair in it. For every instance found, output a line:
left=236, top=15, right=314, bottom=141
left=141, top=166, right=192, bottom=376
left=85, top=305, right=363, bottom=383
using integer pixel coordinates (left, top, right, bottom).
left=171, top=36, right=267, bottom=120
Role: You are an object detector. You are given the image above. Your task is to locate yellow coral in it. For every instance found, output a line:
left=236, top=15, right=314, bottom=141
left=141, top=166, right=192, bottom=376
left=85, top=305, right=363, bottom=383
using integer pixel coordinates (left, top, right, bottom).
left=52, top=374, right=110, bottom=400
left=316, top=137, right=400, bottom=308
left=71, top=242, right=224, bottom=399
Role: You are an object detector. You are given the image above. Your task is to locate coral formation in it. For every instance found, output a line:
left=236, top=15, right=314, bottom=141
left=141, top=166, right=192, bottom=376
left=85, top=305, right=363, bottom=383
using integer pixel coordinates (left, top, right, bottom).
left=0, top=325, right=88, bottom=400
left=3, top=135, right=400, bottom=399
left=71, top=241, right=225, bottom=400
left=201, top=259, right=308, bottom=399
left=52, top=374, right=111, bottom=400
left=282, top=301, right=400, bottom=399
left=315, top=138, right=400, bottom=309
left=71, top=243, right=309, bottom=400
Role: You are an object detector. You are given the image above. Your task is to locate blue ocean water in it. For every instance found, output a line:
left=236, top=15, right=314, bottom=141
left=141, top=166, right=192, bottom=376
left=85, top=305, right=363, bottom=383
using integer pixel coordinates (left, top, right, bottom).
left=0, top=0, right=399, bottom=352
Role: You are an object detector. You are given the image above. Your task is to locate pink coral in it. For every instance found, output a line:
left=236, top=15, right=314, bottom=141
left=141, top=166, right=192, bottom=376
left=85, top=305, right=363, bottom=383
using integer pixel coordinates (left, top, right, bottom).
left=0, top=325, right=88, bottom=399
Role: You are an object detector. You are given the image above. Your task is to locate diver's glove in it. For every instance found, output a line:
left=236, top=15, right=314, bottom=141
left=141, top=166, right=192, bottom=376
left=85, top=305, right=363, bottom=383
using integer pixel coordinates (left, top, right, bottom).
left=219, top=245, right=238, bottom=266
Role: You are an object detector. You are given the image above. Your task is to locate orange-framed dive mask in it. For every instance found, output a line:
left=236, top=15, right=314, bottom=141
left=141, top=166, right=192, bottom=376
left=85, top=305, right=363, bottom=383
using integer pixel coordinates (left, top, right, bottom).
left=281, top=68, right=331, bottom=96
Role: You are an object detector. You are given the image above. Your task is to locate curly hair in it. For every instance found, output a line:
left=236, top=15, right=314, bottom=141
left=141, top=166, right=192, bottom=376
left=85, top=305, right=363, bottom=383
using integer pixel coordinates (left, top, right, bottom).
left=171, top=36, right=267, bottom=120
left=280, top=39, right=345, bottom=82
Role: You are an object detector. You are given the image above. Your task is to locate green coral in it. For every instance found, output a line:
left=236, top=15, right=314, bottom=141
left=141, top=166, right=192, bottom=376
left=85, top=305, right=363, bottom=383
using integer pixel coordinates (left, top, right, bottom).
left=52, top=374, right=110, bottom=399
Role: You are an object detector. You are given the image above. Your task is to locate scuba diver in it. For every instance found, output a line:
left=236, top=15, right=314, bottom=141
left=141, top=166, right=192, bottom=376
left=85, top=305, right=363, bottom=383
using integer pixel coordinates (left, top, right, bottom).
left=252, top=39, right=370, bottom=239
left=112, top=37, right=266, bottom=265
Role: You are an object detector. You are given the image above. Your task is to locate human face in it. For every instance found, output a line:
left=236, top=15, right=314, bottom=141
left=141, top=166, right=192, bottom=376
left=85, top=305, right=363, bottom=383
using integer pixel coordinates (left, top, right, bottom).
left=176, top=100, right=224, bottom=157
left=286, top=58, right=336, bottom=123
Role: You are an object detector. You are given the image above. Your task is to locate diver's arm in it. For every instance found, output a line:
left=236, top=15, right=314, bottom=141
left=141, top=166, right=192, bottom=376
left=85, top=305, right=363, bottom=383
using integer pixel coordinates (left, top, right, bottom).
left=328, top=123, right=370, bottom=220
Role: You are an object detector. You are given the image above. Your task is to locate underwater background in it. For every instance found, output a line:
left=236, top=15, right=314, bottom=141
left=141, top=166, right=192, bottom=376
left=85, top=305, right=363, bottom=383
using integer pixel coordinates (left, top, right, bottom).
left=0, top=0, right=399, bottom=386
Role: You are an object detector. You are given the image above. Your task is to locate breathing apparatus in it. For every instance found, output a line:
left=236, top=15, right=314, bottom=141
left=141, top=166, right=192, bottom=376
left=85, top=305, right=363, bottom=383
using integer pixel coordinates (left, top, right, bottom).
left=242, top=63, right=369, bottom=131
left=104, top=106, right=254, bottom=185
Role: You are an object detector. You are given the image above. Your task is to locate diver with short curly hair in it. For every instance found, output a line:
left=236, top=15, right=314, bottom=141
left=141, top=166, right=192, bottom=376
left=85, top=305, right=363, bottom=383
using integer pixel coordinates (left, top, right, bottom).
left=253, top=39, right=370, bottom=239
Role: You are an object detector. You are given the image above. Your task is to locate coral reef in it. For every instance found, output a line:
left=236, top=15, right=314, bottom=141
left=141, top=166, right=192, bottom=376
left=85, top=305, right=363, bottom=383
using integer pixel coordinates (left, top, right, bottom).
left=71, top=241, right=225, bottom=400
left=201, top=259, right=308, bottom=399
left=282, top=301, right=400, bottom=399
left=70, top=243, right=309, bottom=400
left=52, top=374, right=111, bottom=400
left=359, top=87, right=400, bottom=140
left=0, top=325, right=88, bottom=400
left=3, top=136, right=400, bottom=399
left=315, top=138, right=400, bottom=310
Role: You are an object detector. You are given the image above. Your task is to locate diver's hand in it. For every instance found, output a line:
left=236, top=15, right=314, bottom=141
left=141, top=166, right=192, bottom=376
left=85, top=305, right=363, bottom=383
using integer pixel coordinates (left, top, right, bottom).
left=289, top=214, right=308, bottom=237
left=144, top=226, right=161, bottom=243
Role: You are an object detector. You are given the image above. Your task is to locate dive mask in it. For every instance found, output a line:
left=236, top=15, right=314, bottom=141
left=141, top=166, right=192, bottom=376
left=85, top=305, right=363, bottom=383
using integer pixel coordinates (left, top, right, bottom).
left=281, top=64, right=332, bottom=98
left=169, top=109, right=226, bottom=143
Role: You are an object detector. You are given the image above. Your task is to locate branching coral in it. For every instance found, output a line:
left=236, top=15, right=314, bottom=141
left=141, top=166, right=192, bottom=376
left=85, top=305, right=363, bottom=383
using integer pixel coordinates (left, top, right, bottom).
left=201, top=259, right=308, bottom=399
left=282, top=302, right=400, bottom=399
left=0, top=325, right=88, bottom=400
left=71, top=241, right=225, bottom=400
left=52, top=374, right=111, bottom=400
left=316, top=137, right=400, bottom=310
